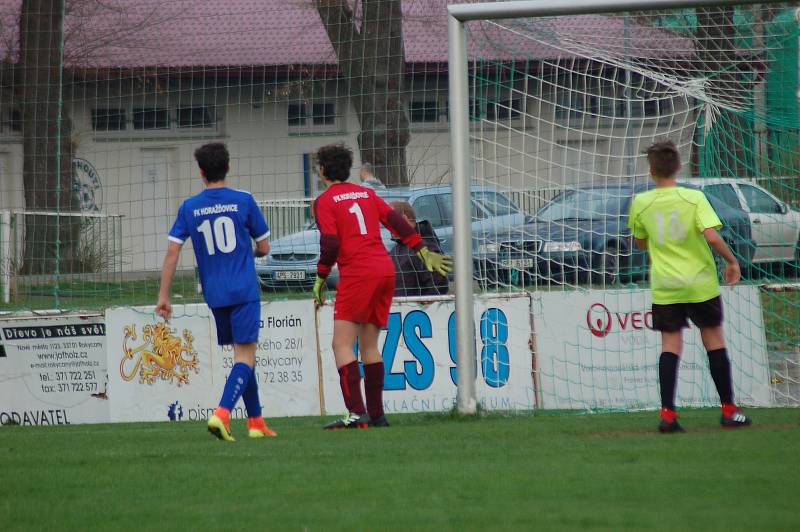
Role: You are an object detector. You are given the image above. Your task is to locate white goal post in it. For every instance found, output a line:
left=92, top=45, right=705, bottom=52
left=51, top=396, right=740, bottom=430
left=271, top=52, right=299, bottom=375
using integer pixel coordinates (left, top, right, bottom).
left=447, top=0, right=792, bottom=414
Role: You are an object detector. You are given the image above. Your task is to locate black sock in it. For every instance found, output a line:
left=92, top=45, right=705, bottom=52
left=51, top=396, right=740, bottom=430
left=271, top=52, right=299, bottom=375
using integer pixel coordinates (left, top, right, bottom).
left=707, top=348, right=734, bottom=405
left=659, top=352, right=680, bottom=410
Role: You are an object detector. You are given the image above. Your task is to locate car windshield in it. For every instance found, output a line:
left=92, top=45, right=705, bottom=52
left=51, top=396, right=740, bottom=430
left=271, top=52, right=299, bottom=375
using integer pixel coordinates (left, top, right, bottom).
left=536, top=189, right=628, bottom=221
left=472, top=191, right=521, bottom=217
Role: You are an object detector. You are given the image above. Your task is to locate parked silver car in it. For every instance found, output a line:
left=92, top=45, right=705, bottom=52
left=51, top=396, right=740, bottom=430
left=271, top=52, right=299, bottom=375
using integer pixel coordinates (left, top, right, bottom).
left=255, top=185, right=527, bottom=290
left=681, top=178, right=800, bottom=266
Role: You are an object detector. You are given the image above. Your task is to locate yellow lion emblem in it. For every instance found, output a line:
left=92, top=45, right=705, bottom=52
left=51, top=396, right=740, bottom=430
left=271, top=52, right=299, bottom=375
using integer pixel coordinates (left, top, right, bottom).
left=120, top=322, right=199, bottom=386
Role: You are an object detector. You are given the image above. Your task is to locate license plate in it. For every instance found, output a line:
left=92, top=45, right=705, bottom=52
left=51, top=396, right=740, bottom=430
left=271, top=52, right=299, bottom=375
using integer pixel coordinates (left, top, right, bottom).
left=501, top=258, right=534, bottom=269
left=274, top=270, right=306, bottom=281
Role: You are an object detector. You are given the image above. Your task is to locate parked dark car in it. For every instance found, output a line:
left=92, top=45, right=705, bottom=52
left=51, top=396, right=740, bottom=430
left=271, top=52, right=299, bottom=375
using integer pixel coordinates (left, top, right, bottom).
left=474, top=182, right=755, bottom=287
left=256, top=185, right=526, bottom=290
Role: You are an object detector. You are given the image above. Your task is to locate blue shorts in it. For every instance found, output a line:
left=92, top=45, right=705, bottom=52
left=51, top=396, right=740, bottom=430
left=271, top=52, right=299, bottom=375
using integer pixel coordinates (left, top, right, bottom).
left=211, top=301, right=261, bottom=346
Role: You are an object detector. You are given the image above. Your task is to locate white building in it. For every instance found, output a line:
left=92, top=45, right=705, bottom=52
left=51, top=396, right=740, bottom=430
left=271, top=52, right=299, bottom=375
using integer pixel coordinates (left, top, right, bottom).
left=0, top=1, right=695, bottom=275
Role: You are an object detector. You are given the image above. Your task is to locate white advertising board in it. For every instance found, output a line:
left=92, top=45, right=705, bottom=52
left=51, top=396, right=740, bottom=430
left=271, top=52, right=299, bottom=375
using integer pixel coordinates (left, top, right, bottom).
left=318, top=294, right=534, bottom=415
left=221, top=300, right=320, bottom=417
left=106, top=305, right=216, bottom=422
left=532, top=286, right=772, bottom=409
left=106, top=301, right=320, bottom=423
left=0, top=314, right=109, bottom=425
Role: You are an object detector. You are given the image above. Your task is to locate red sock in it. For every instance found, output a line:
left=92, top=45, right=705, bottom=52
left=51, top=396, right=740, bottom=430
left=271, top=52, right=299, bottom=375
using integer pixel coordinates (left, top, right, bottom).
left=660, top=407, right=677, bottom=423
left=338, top=361, right=366, bottom=415
left=721, top=403, right=738, bottom=417
left=364, top=362, right=385, bottom=419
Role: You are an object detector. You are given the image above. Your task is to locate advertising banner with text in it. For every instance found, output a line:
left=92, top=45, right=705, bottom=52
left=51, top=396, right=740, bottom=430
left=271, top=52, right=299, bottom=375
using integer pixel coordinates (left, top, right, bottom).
left=0, top=314, right=109, bottom=425
left=106, top=301, right=320, bottom=423
left=225, top=300, right=320, bottom=418
left=532, top=286, right=772, bottom=409
left=318, top=294, right=534, bottom=415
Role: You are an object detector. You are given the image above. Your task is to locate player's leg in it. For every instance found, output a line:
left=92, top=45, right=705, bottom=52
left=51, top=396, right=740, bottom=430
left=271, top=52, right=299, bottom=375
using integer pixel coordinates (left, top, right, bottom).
left=360, top=323, right=389, bottom=427
left=361, top=275, right=394, bottom=427
left=208, top=306, right=246, bottom=441
left=323, top=318, right=369, bottom=429
left=691, top=297, right=751, bottom=428
left=230, top=302, right=277, bottom=438
left=652, top=303, right=686, bottom=433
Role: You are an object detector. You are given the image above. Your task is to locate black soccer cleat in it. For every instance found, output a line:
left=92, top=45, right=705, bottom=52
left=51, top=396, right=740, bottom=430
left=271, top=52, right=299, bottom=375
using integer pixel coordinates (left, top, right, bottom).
left=323, top=412, right=370, bottom=430
left=368, top=415, right=390, bottom=428
left=658, top=419, right=686, bottom=433
left=720, top=409, right=752, bottom=428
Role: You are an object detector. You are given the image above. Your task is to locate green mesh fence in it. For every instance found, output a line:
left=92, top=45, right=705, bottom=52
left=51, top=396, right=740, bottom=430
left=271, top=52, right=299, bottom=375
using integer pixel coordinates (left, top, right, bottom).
left=0, top=1, right=797, bottom=407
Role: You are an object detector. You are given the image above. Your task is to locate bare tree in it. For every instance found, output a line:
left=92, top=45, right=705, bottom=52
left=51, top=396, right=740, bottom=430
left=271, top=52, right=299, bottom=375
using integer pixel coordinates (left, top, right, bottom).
left=316, top=0, right=410, bottom=186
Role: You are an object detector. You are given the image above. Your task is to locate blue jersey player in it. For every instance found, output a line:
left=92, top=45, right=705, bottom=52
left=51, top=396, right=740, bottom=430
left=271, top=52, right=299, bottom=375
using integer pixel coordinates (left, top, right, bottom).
left=156, top=142, right=276, bottom=441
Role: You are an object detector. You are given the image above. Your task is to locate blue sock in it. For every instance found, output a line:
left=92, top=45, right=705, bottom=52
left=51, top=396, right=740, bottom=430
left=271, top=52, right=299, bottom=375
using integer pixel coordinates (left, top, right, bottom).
left=219, top=362, right=252, bottom=411
left=242, top=371, right=262, bottom=418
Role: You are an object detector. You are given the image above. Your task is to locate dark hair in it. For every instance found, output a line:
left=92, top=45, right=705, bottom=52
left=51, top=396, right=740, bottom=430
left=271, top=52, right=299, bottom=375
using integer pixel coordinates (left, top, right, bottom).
left=194, top=142, right=230, bottom=182
left=646, top=140, right=681, bottom=179
left=390, top=200, right=416, bottom=223
left=316, top=143, right=353, bottom=182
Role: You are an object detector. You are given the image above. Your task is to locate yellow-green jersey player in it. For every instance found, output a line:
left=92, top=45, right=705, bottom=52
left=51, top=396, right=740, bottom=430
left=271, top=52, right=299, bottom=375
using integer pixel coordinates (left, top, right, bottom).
left=629, top=185, right=721, bottom=305
left=628, top=141, right=751, bottom=433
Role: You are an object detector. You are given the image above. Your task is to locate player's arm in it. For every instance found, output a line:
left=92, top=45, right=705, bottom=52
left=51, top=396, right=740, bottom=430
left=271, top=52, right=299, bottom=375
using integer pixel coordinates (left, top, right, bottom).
left=156, top=241, right=182, bottom=321
left=158, top=205, right=189, bottom=321
left=311, top=198, right=339, bottom=304
left=247, top=195, right=270, bottom=258
left=373, top=192, right=452, bottom=275
left=374, top=193, right=423, bottom=250
left=255, top=239, right=269, bottom=258
left=703, top=228, right=740, bottom=285
left=314, top=198, right=339, bottom=279
left=696, top=194, right=739, bottom=285
left=627, top=197, right=648, bottom=250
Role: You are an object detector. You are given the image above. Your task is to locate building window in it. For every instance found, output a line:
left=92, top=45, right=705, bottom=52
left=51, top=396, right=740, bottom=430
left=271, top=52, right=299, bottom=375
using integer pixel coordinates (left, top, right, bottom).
left=91, top=108, right=126, bottom=131
left=409, top=100, right=440, bottom=123
left=133, top=108, right=170, bottom=130
left=1, top=108, right=21, bottom=134
left=8, top=109, right=21, bottom=132
left=288, top=103, right=307, bottom=126
left=176, top=106, right=214, bottom=128
left=628, top=99, right=660, bottom=118
left=486, top=98, right=522, bottom=121
left=312, top=102, right=336, bottom=125
left=288, top=101, right=339, bottom=133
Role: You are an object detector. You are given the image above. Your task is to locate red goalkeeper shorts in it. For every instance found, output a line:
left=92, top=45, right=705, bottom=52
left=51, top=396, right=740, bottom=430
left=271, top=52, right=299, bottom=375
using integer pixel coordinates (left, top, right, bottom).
left=334, top=275, right=395, bottom=327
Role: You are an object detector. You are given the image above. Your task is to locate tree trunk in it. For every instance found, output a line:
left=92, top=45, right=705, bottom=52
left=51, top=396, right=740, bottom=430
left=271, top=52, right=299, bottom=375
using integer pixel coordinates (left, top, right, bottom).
left=316, top=0, right=410, bottom=186
left=18, top=0, right=80, bottom=275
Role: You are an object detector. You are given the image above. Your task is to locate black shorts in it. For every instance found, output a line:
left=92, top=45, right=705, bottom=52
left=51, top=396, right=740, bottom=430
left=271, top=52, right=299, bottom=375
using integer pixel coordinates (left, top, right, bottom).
left=651, top=296, right=723, bottom=332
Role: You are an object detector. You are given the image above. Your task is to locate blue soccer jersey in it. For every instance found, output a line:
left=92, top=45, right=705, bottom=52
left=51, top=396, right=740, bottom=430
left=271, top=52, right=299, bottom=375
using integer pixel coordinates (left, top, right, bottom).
left=168, top=188, right=269, bottom=308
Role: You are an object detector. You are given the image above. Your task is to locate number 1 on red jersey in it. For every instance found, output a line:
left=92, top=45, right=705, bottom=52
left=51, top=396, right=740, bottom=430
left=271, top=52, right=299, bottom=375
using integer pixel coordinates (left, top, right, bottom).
left=348, top=203, right=368, bottom=235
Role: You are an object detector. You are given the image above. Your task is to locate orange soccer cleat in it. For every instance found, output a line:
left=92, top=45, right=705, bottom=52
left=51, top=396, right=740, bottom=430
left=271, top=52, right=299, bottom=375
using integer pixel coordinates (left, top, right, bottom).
left=208, top=407, right=235, bottom=442
left=247, top=416, right=277, bottom=438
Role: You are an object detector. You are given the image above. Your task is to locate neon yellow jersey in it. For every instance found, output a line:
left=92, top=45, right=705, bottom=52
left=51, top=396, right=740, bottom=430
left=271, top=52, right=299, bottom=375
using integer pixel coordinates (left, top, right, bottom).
left=628, top=187, right=722, bottom=304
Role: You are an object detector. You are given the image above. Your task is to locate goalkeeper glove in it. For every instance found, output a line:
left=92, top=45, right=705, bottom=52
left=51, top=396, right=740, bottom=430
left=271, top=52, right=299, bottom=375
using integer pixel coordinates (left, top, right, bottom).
left=417, top=246, right=453, bottom=276
left=312, top=275, right=327, bottom=306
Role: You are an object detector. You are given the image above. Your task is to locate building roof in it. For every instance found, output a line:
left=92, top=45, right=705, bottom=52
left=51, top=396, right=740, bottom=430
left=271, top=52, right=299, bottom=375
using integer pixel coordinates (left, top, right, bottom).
left=0, top=0, right=693, bottom=69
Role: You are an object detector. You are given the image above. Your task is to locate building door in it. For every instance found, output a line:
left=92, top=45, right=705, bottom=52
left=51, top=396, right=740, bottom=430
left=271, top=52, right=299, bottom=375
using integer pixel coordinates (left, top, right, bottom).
left=140, top=148, right=174, bottom=270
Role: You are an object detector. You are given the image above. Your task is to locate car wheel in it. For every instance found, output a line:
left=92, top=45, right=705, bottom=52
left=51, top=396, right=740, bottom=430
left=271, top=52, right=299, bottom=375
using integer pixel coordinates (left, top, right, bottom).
left=592, top=246, right=619, bottom=287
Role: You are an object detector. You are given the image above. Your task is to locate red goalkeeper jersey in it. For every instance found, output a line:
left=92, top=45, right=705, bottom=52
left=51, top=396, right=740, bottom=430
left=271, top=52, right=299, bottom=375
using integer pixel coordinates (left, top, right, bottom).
left=314, top=182, right=422, bottom=279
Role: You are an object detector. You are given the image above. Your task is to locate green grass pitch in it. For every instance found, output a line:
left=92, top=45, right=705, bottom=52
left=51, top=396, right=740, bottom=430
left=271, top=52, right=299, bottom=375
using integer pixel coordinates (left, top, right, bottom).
left=1, top=409, right=798, bottom=531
